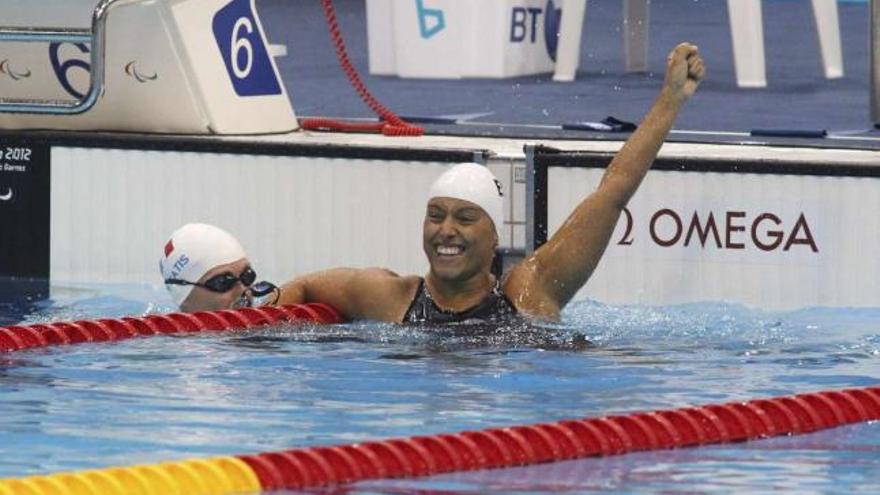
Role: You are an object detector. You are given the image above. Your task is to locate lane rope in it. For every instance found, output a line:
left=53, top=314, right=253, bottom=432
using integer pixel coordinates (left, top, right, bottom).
left=2, top=386, right=878, bottom=494
left=0, top=303, right=344, bottom=353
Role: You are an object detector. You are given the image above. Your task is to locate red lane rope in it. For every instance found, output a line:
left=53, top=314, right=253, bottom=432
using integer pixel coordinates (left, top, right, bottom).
left=235, top=385, right=880, bottom=490
left=2, top=303, right=878, bottom=491
left=0, top=303, right=344, bottom=353
left=300, top=0, right=424, bottom=137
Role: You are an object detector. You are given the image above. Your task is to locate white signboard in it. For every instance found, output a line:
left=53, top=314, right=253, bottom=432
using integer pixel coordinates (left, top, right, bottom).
left=548, top=167, right=879, bottom=309
left=368, top=0, right=560, bottom=79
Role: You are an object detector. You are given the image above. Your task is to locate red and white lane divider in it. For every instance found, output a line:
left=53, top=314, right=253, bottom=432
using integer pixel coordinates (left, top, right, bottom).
left=1, top=386, right=877, bottom=493
left=0, top=303, right=343, bottom=353
left=1, top=305, right=877, bottom=493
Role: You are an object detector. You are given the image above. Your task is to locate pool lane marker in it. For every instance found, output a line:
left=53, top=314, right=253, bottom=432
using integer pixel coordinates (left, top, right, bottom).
left=2, top=386, right=878, bottom=494
left=0, top=456, right=260, bottom=495
left=0, top=303, right=344, bottom=353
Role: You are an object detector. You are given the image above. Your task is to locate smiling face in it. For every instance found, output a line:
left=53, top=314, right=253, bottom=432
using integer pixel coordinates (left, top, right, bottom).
left=423, top=197, right=498, bottom=283
left=179, top=258, right=252, bottom=312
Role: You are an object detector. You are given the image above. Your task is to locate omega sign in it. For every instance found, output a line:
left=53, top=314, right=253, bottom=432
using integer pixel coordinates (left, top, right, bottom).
left=616, top=207, right=818, bottom=252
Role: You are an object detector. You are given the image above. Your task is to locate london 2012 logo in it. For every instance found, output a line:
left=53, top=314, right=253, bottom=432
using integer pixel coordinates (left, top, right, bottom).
left=212, top=0, right=282, bottom=97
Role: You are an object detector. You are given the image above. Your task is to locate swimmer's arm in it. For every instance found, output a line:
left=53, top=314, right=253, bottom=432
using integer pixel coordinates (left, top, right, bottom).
left=276, top=268, right=413, bottom=322
left=507, top=43, right=705, bottom=316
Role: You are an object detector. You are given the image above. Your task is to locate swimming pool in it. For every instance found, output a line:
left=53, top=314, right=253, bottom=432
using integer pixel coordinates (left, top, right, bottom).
left=1, top=283, right=877, bottom=493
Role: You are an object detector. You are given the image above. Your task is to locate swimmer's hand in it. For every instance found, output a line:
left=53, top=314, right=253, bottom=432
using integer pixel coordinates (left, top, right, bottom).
left=663, top=42, right=705, bottom=103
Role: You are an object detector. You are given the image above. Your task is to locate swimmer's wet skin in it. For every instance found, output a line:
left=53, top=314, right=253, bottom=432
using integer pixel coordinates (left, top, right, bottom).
left=275, top=42, right=706, bottom=324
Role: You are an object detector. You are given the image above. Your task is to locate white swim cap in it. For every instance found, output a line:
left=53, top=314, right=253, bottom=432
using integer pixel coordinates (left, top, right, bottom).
left=428, top=163, right=504, bottom=231
left=159, top=223, right=247, bottom=307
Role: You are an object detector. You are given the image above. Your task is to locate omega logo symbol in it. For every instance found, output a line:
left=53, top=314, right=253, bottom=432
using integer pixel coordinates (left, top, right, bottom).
left=617, top=207, right=819, bottom=253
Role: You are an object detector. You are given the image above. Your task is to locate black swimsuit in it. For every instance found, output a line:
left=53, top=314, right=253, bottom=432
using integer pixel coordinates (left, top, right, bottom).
left=402, top=278, right=518, bottom=324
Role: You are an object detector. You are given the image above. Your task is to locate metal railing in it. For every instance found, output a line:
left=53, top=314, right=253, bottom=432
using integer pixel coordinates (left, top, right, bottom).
left=0, top=0, right=125, bottom=115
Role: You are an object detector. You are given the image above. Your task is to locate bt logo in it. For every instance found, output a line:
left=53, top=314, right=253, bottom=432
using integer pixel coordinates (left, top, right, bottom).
left=510, top=0, right=562, bottom=61
left=415, top=0, right=445, bottom=39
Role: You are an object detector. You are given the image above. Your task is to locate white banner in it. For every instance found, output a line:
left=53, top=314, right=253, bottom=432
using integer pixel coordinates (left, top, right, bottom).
left=369, top=0, right=559, bottom=79
left=548, top=168, right=879, bottom=309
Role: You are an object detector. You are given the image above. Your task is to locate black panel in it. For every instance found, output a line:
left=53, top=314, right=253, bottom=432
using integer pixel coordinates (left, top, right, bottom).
left=0, top=141, right=50, bottom=304
left=534, top=155, right=548, bottom=249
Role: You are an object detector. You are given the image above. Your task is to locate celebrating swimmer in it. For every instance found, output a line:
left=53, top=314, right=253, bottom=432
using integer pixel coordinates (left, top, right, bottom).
left=161, top=43, right=704, bottom=322
left=275, top=43, right=705, bottom=322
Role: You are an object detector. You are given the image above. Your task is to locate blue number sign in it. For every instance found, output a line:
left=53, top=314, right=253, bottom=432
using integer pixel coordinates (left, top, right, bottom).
left=212, top=0, right=282, bottom=97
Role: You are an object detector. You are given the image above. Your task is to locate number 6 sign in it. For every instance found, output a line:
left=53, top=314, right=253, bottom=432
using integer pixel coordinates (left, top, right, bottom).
left=212, top=0, right=281, bottom=96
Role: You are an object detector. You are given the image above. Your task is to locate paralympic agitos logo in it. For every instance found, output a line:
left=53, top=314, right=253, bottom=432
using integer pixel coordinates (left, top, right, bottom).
left=124, top=61, right=158, bottom=83
left=0, top=59, right=32, bottom=81
left=615, top=207, right=819, bottom=253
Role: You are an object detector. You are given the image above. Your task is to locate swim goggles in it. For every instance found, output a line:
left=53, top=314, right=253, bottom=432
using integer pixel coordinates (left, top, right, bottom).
left=166, top=266, right=280, bottom=306
left=165, top=266, right=259, bottom=293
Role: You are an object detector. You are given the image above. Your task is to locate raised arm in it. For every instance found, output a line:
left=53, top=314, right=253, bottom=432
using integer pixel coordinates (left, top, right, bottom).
left=507, top=43, right=705, bottom=317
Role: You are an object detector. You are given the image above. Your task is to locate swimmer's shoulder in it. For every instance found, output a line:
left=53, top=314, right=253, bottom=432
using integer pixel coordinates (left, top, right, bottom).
left=349, top=268, right=422, bottom=322
left=353, top=268, right=421, bottom=301
left=353, top=267, right=417, bottom=285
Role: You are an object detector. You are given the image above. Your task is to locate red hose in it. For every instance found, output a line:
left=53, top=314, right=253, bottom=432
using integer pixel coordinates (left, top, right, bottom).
left=237, top=385, right=880, bottom=490
left=0, top=303, right=344, bottom=352
left=300, top=0, right=424, bottom=137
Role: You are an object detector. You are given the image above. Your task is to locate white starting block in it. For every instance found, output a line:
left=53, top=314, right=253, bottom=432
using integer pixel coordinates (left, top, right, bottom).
left=727, top=0, right=843, bottom=87
left=0, top=0, right=297, bottom=134
left=552, top=0, right=844, bottom=88
left=367, top=0, right=561, bottom=79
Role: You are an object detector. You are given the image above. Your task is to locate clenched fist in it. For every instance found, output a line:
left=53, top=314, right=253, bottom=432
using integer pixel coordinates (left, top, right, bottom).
left=663, top=42, right=705, bottom=103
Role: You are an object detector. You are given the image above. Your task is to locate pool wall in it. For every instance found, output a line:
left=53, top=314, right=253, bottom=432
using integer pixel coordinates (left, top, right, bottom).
left=1, top=131, right=879, bottom=310
left=0, top=134, right=502, bottom=304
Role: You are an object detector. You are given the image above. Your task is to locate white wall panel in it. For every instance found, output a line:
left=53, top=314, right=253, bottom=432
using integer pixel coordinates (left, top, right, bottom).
left=547, top=167, right=880, bottom=309
left=51, top=148, right=459, bottom=286
left=49, top=143, right=880, bottom=311
left=2, top=0, right=97, bottom=28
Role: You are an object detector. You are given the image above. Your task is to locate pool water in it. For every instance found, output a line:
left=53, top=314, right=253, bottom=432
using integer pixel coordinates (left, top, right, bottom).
left=1, top=283, right=878, bottom=493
